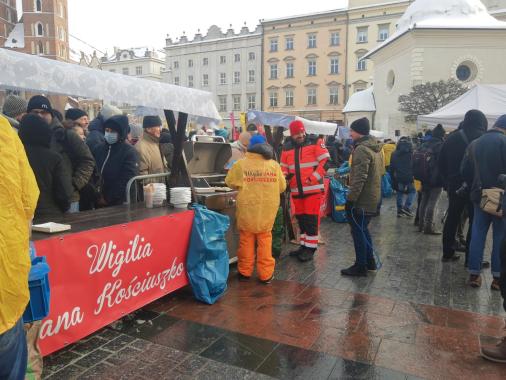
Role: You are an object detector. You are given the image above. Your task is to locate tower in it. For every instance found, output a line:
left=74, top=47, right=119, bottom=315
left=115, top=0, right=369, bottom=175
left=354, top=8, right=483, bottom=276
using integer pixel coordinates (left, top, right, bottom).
left=0, top=0, right=18, bottom=46
left=21, top=0, right=69, bottom=61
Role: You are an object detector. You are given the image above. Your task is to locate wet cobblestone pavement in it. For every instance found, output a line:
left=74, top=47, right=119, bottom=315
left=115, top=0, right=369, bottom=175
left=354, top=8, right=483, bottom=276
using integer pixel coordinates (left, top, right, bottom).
left=42, top=199, right=506, bottom=379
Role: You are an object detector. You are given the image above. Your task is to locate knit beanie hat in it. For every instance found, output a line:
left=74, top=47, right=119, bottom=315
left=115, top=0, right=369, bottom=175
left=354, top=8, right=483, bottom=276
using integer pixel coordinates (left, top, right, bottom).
left=143, top=115, right=162, bottom=129
left=100, top=104, right=122, bottom=121
left=432, top=124, right=446, bottom=138
left=2, top=95, right=28, bottom=118
left=248, top=134, right=266, bottom=148
left=27, top=95, right=53, bottom=115
left=65, top=108, right=88, bottom=121
left=493, top=115, right=506, bottom=130
left=289, top=120, right=305, bottom=136
left=350, top=117, right=370, bottom=136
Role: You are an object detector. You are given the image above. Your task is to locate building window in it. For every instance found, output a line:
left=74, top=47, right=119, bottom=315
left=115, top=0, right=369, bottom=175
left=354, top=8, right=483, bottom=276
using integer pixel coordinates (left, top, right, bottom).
left=285, top=37, right=294, bottom=50
left=218, top=95, right=227, bottom=112
left=203, top=57, right=208, bottom=66
left=270, top=38, right=278, bottom=52
left=234, top=71, right=240, bottom=84
left=269, top=91, right=278, bottom=107
left=329, top=86, right=339, bottom=104
left=173, top=61, right=179, bottom=69
left=233, top=95, right=241, bottom=111
left=220, top=72, right=226, bottom=85
left=234, top=53, right=241, bottom=62
left=307, top=88, right=317, bottom=105
left=357, top=27, right=368, bottom=43
left=330, top=32, right=340, bottom=46
left=330, top=57, right=339, bottom=74
left=248, top=94, right=256, bottom=110
left=122, top=67, right=129, bottom=76
left=174, top=76, right=180, bottom=86
left=203, top=74, right=209, bottom=87
left=109, top=69, right=116, bottom=73
left=36, top=41, right=44, bottom=55
left=188, top=59, right=193, bottom=68
left=378, top=24, right=389, bottom=41
left=308, top=34, right=317, bottom=48
left=135, top=66, right=143, bottom=75
left=59, top=2, right=64, bottom=17
left=308, top=60, right=316, bottom=76
left=36, top=23, right=43, bottom=37
left=270, top=64, right=278, bottom=80
left=188, top=75, right=194, bottom=87
left=35, top=0, right=42, bottom=12
left=220, top=55, right=226, bottom=64
left=357, top=55, right=366, bottom=71
left=248, top=70, right=255, bottom=83
left=285, top=89, right=294, bottom=106
left=249, top=52, right=255, bottom=61
left=286, top=62, right=294, bottom=78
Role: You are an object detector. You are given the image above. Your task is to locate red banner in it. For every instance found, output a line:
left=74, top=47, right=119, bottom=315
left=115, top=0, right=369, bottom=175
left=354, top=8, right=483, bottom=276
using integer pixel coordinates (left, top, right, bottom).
left=34, top=211, right=194, bottom=356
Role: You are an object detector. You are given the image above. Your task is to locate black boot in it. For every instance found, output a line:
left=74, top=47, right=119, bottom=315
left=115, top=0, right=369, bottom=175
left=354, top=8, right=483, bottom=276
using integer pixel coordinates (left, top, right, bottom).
left=297, top=247, right=315, bottom=262
left=341, top=263, right=367, bottom=277
left=289, top=246, right=304, bottom=257
left=367, top=258, right=378, bottom=271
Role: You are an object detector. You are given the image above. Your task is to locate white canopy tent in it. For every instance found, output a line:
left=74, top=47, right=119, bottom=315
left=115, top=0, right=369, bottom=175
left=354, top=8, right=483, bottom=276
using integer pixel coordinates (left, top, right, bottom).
left=417, top=85, right=506, bottom=129
left=0, top=48, right=220, bottom=120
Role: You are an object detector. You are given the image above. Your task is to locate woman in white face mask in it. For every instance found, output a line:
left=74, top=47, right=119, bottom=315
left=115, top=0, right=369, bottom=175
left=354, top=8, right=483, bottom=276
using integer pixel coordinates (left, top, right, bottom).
left=90, top=115, right=140, bottom=207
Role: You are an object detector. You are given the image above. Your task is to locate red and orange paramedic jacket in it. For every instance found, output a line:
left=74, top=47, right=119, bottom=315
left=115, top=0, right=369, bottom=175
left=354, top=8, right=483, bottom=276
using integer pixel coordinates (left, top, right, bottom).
left=280, top=136, right=330, bottom=198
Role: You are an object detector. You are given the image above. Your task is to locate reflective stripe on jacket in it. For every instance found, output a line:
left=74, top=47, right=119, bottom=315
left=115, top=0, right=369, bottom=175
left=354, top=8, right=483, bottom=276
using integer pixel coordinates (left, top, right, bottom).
left=280, top=136, right=329, bottom=198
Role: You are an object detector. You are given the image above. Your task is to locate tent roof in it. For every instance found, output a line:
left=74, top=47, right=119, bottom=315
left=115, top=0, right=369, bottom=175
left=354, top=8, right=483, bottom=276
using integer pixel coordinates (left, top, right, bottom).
left=343, top=87, right=376, bottom=113
left=247, top=110, right=339, bottom=135
left=0, top=48, right=220, bottom=120
left=417, top=84, right=506, bottom=129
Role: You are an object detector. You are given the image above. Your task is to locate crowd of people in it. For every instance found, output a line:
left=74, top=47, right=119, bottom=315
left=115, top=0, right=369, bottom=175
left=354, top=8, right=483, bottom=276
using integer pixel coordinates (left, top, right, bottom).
left=1, top=94, right=177, bottom=222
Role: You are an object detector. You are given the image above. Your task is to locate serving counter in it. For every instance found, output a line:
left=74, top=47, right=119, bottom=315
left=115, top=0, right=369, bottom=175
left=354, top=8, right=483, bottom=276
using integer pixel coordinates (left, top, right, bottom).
left=32, top=204, right=194, bottom=356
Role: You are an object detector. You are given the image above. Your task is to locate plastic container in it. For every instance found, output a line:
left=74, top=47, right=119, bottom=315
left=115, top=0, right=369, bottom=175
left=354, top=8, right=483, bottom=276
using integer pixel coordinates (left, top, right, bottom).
left=23, top=256, right=51, bottom=323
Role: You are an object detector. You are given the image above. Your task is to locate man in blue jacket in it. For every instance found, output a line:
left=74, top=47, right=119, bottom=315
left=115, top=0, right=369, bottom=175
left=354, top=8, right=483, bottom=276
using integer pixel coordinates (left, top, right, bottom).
left=92, top=115, right=139, bottom=206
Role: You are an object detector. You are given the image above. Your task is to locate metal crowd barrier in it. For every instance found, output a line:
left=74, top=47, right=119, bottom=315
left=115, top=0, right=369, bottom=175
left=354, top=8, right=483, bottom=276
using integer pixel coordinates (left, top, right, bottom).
left=125, top=172, right=171, bottom=205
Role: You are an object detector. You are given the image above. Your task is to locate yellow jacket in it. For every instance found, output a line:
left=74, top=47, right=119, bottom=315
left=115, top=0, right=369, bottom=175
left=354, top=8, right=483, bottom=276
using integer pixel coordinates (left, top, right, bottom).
left=383, top=142, right=396, bottom=167
left=0, top=115, right=39, bottom=334
left=225, top=150, right=286, bottom=233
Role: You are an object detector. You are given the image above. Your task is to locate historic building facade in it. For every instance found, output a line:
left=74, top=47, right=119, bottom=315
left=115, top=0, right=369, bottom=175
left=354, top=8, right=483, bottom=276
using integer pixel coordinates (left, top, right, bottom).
left=164, top=24, right=263, bottom=126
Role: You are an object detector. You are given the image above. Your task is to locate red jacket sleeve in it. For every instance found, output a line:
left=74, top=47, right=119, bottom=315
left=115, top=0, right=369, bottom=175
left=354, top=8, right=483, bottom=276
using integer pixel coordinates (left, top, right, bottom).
left=311, top=140, right=330, bottom=181
left=280, top=149, right=290, bottom=176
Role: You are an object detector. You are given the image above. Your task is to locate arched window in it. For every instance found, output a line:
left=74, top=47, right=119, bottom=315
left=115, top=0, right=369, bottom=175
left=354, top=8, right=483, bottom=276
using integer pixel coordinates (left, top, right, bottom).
left=37, top=41, right=44, bottom=55
left=35, top=0, right=42, bottom=12
left=36, top=23, right=44, bottom=37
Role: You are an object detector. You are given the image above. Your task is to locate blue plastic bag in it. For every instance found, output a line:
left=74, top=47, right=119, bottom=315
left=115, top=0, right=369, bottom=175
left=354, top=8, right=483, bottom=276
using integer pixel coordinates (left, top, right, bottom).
left=381, top=172, right=393, bottom=198
left=337, top=161, right=350, bottom=176
left=330, top=178, right=348, bottom=223
left=186, top=204, right=230, bottom=304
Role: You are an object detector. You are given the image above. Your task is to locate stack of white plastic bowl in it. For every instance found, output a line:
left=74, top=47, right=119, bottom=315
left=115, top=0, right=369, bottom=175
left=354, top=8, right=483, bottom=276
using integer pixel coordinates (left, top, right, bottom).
left=152, top=183, right=167, bottom=207
left=170, top=187, right=191, bottom=208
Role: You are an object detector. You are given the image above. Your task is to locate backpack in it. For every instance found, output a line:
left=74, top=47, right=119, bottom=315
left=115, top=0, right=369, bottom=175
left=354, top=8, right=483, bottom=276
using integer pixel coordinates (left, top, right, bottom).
left=412, top=145, right=437, bottom=184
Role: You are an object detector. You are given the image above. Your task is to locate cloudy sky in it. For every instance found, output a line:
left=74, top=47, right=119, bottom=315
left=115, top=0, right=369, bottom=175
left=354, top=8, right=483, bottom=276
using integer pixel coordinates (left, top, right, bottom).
left=62, top=0, right=347, bottom=54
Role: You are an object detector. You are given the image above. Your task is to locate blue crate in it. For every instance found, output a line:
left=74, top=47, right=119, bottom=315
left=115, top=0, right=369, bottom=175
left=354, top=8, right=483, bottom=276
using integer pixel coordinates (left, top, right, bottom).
left=23, top=256, right=51, bottom=323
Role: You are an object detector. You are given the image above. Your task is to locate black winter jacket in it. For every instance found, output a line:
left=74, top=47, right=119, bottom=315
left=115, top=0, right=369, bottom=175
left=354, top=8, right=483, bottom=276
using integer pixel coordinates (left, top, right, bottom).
left=86, top=115, right=105, bottom=152
left=50, top=118, right=95, bottom=202
left=438, top=111, right=487, bottom=192
left=389, top=139, right=413, bottom=184
left=19, top=115, right=73, bottom=221
left=421, top=136, right=445, bottom=188
left=461, top=129, right=506, bottom=204
left=92, top=115, right=139, bottom=206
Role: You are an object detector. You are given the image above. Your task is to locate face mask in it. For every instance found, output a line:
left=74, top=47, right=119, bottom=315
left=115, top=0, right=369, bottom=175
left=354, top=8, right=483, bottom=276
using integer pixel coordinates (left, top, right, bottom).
left=104, top=131, right=119, bottom=145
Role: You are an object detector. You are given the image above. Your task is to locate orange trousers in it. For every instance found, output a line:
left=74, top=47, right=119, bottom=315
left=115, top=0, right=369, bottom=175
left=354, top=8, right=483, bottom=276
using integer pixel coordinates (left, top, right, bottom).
left=237, top=230, right=275, bottom=281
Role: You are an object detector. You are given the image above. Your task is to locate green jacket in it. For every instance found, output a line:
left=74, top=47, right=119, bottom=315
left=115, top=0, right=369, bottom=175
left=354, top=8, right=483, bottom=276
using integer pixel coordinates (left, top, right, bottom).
left=347, top=135, right=384, bottom=214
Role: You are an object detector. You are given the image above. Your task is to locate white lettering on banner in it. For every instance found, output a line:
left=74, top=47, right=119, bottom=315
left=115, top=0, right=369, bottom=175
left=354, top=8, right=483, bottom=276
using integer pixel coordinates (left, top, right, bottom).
left=86, top=234, right=153, bottom=278
left=40, top=307, right=84, bottom=339
left=94, top=258, right=185, bottom=315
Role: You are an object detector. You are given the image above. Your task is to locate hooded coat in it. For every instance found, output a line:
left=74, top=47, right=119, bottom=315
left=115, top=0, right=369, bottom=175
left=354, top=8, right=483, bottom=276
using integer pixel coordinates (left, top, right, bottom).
left=347, top=135, right=384, bottom=214
left=438, top=110, right=487, bottom=192
left=92, top=115, right=139, bottom=206
left=18, top=115, right=73, bottom=221
left=135, top=132, right=167, bottom=176
left=225, top=143, right=286, bottom=233
left=389, top=139, right=414, bottom=184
